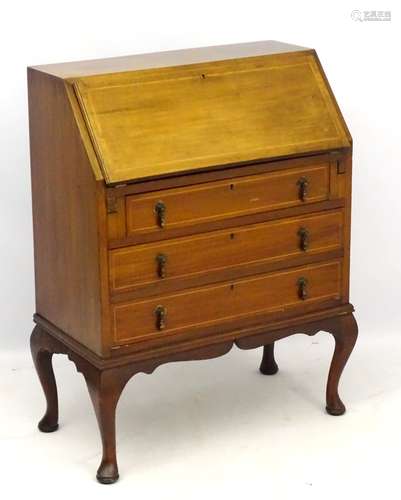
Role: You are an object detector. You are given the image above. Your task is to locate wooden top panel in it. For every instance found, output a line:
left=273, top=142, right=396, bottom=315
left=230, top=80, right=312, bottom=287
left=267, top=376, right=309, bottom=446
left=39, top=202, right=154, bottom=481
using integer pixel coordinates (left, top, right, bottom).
left=72, top=47, right=350, bottom=184
left=30, top=41, right=309, bottom=78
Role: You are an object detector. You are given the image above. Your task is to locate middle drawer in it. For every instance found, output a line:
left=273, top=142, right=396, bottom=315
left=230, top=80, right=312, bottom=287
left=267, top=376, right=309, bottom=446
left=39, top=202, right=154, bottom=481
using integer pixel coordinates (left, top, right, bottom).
left=109, top=209, right=343, bottom=295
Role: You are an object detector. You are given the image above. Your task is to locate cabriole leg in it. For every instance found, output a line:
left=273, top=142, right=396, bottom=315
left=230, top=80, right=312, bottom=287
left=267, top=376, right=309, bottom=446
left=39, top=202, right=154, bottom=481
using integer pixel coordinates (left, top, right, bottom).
left=30, top=325, right=59, bottom=432
left=326, top=313, right=358, bottom=416
left=84, top=368, right=127, bottom=484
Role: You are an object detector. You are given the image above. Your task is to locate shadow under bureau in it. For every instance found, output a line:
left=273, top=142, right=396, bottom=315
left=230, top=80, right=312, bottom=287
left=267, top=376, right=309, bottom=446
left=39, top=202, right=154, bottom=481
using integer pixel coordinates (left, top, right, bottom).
left=28, top=40, right=358, bottom=483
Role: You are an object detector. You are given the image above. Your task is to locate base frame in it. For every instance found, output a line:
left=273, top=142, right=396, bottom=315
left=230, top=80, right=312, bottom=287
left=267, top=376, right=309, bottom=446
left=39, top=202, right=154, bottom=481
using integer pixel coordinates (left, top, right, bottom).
left=30, top=310, right=358, bottom=484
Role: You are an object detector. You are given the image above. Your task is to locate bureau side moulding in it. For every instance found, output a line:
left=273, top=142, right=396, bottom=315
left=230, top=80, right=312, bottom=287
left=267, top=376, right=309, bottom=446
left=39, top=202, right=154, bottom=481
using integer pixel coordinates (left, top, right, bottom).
left=28, top=40, right=358, bottom=484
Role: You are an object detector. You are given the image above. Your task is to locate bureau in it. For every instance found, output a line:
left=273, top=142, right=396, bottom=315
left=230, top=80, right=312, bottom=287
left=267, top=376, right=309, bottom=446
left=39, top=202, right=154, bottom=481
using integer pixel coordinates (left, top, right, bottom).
left=28, top=40, right=358, bottom=484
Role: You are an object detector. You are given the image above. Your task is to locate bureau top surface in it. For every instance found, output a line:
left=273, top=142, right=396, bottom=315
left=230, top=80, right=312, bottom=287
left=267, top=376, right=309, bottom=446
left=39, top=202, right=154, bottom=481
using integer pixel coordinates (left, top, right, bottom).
left=31, top=41, right=309, bottom=78
left=30, top=41, right=351, bottom=184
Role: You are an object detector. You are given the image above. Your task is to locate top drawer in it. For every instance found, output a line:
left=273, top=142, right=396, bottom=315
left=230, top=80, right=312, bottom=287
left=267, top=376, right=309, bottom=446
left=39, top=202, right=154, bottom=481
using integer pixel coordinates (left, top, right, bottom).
left=126, top=163, right=331, bottom=236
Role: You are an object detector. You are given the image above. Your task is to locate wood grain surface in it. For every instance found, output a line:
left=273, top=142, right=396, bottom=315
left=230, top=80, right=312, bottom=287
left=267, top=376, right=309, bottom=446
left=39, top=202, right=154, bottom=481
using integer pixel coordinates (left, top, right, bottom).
left=110, top=209, right=343, bottom=294
left=112, top=260, right=342, bottom=344
left=72, top=51, right=350, bottom=183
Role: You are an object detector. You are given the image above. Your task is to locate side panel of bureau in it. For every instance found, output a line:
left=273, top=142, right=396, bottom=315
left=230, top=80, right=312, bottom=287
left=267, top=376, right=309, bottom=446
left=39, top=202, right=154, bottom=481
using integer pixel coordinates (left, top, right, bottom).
left=28, top=70, right=107, bottom=356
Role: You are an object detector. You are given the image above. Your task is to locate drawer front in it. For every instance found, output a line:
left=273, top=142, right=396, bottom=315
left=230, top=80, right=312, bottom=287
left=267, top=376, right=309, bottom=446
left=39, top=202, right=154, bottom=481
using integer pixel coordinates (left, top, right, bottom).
left=110, top=210, right=343, bottom=294
left=126, top=164, right=331, bottom=236
left=112, top=260, right=342, bottom=344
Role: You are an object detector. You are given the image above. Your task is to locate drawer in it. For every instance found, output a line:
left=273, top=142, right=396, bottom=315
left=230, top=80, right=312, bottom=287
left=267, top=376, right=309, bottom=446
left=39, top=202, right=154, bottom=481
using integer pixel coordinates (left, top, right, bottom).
left=126, top=163, right=331, bottom=236
left=110, top=210, right=343, bottom=294
left=112, top=260, right=342, bottom=344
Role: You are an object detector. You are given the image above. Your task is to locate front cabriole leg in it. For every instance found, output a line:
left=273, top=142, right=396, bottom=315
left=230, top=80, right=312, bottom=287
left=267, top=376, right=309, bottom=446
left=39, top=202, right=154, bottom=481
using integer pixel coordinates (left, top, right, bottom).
left=30, top=325, right=59, bottom=432
left=326, top=313, right=358, bottom=416
left=84, top=367, right=129, bottom=484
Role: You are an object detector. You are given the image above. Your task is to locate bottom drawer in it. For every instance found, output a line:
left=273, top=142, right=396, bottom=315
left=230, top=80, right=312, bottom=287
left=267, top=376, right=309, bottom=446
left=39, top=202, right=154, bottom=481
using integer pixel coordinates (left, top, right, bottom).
left=112, top=260, right=342, bottom=345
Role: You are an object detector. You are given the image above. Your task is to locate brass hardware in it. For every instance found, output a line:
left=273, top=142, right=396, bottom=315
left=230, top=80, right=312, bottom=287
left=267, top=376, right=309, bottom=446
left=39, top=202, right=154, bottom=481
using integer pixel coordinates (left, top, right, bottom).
left=329, top=150, right=345, bottom=173
left=297, top=177, right=309, bottom=201
left=337, top=160, right=346, bottom=174
left=156, top=253, right=167, bottom=278
left=106, top=196, right=118, bottom=214
left=298, top=227, right=310, bottom=251
left=155, top=201, right=166, bottom=228
left=297, top=277, right=308, bottom=300
left=155, top=305, right=167, bottom=330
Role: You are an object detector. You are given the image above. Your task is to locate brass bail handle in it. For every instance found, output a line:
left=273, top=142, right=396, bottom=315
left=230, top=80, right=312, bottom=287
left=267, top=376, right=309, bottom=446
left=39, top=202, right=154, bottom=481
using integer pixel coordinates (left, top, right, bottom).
left=155, top=305, right=167, bottom=330
left=297, top=177, right=309, bottom=202
left=155, top=201, right=166, bottom=228
left=297, top=277, right=308, bottom=300
left=298, top=227, right=310, bottom=252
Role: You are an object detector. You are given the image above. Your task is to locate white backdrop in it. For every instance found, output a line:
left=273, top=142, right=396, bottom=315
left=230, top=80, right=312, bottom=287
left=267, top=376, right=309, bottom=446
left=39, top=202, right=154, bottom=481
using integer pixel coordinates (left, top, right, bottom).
left=1, top=1, right=401, bottom=497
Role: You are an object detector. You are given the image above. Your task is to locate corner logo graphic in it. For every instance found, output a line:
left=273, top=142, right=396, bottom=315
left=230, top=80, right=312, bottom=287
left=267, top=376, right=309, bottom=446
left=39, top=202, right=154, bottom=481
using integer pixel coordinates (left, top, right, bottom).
left=351, top=10, right=391, bottom=21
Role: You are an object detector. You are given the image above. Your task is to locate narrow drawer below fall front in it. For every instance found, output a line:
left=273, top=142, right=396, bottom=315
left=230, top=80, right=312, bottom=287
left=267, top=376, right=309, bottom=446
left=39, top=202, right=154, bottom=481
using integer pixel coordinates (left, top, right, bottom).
left=112, top=260, right=342, bottom=345
left=125, top=163, right=331, bottom=237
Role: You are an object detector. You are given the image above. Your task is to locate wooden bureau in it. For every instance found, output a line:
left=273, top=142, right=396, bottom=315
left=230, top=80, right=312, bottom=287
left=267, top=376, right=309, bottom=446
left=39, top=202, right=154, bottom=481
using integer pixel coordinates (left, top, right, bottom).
left=28, top=40, right=358, bottom=484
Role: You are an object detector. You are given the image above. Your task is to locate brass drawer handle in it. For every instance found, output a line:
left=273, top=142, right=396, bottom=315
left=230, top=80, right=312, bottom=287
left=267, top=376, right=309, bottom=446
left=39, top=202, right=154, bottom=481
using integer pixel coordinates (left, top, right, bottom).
left=297, top=277, right=308, bottom=300
left=155, top=305, right=167, bottom=330
left=156, top=253, right=167, bottom=278
left=155, top=201, right=166, bottom=228
left=298, top=227, right=310, bottom=251
left=297, top=177, right=309, bottom=201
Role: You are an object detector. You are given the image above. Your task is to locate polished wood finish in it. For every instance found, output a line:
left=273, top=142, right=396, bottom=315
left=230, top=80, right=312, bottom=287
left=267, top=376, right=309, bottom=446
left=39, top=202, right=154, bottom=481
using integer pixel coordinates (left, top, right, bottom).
left=74, top=51, right=349, bottom=184
left=259, top=343, right=279, bottom=375
left=28, top=41, right=357, bottom=484
left=113, top=260, right=342, bottom=344
left=30, top=40, right=309, bottom=78
left=28, top=69, right=108, bottom=357
left=31, top=310, right=357, bottom=483
left=30, top=326, right=59, bottom=432
left=325, top=313, right=358, bottom=415
left=107, top=152, right=342, bottom=247
left=110, top=209, right=343, bottom=295
left=125, top=164, right=331, bottom=236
